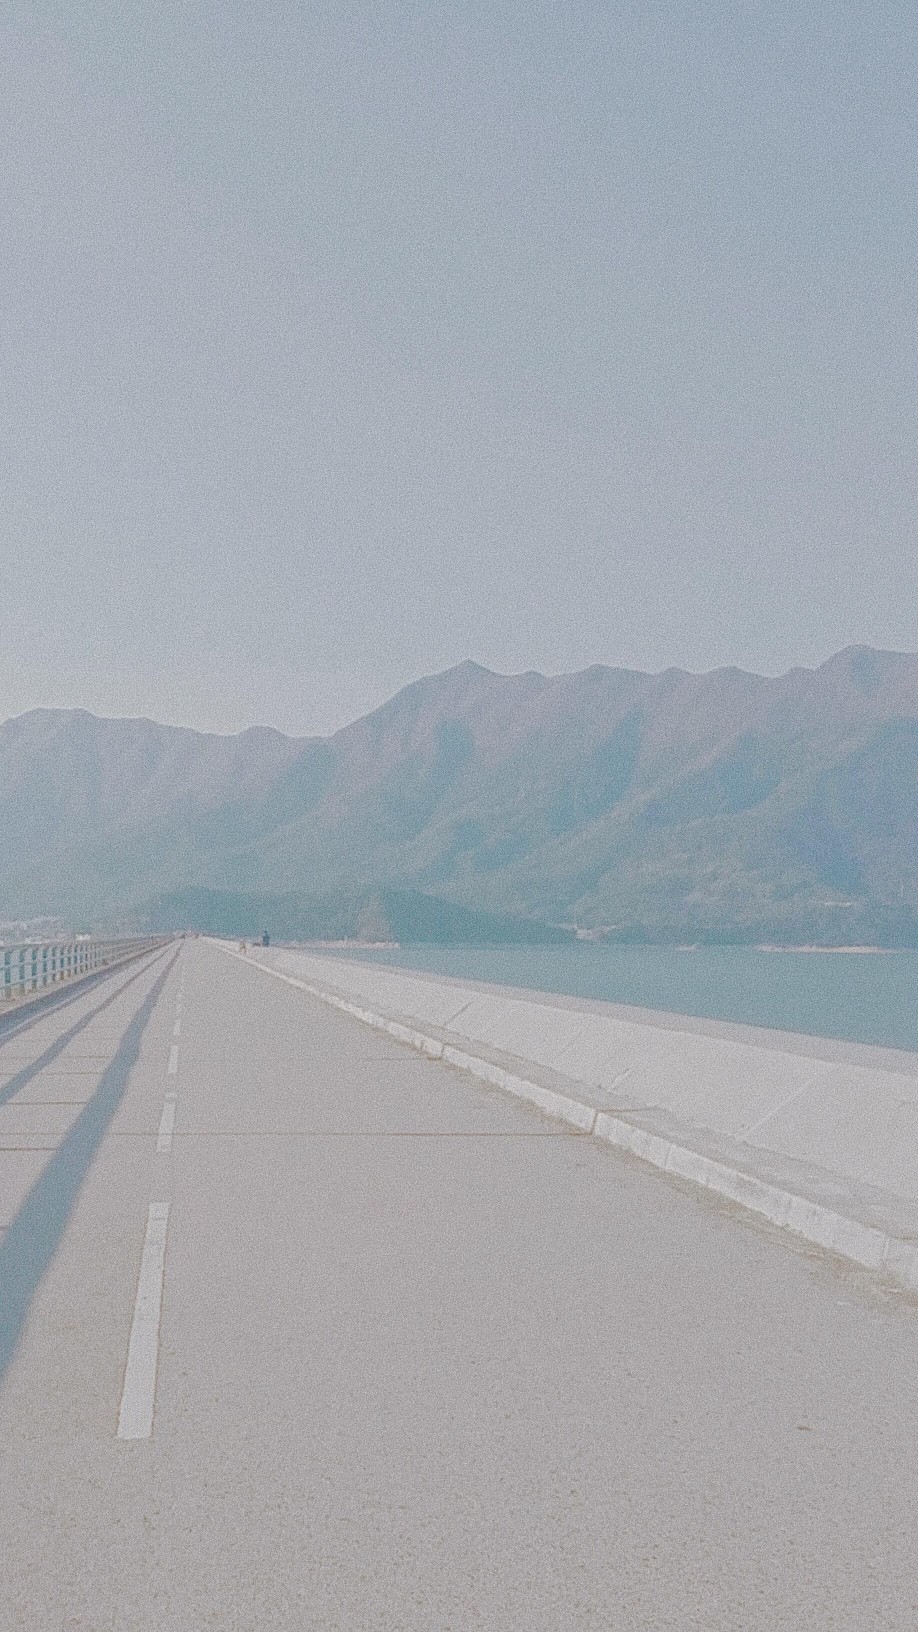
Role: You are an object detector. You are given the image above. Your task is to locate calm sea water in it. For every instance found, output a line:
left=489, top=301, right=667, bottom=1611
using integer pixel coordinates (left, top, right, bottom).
left=340, top=943, right=918, bottom=1053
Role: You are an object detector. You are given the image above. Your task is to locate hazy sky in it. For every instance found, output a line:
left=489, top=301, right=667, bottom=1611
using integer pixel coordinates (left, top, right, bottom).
left=2, top=1, right=916, bottom=736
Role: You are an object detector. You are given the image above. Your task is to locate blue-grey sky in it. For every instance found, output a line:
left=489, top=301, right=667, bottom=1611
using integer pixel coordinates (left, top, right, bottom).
left=2, top=1, right=916, bottom=736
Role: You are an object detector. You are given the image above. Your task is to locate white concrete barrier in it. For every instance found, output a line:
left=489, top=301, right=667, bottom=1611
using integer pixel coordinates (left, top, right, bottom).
left=219, top=942, right=918, bottom=1292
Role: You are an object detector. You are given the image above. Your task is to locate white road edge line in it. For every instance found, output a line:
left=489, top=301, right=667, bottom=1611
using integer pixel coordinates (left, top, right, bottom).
left=172, top=1015, right=182, bottom=1038
left=167, top=1043, right=179, bottom=1075
left=156, top=1098, right=177, bottom=1152
left=117, top=1202, right=170, bottom=1440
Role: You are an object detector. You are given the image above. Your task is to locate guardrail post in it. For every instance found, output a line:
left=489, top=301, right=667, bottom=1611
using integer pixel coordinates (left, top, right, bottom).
left=0, top=934, right=171, bottom=1008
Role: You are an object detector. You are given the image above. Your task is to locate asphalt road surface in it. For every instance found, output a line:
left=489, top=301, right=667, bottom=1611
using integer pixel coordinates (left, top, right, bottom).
left=1, top=937, right=918, bottom=1630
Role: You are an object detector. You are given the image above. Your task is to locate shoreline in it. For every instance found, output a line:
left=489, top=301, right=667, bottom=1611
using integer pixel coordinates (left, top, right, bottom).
left=754, top=944, right=895, bottom=955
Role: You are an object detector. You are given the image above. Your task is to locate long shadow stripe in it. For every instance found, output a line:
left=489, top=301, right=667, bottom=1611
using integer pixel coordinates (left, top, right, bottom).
left=0, top=944, right=170, bottom=1047
left=0, top=946, right=171, bottom=1110
left=0, top=952, right=178, bottom=1384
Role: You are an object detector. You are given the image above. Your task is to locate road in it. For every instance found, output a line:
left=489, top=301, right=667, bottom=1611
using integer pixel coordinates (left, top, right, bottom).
left=1, top=936, right=918, bottom=1629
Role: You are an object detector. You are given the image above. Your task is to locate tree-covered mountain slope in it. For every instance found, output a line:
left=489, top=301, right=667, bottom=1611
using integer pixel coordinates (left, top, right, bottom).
left=2, top=646, right=917, bottom=943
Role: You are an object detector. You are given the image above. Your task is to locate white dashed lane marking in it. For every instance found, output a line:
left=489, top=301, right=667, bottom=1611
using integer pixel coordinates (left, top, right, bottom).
left=156, top=1096, right=176, bottom=1153
left=117, top=1202, right=171, bottom=1440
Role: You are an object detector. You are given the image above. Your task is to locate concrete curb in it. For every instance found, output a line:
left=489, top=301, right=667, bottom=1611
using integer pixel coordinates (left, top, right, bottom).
left=223, top=945, right=918, bottom=1294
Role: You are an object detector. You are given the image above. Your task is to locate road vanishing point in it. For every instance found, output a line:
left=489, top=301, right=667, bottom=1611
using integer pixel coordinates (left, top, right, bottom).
left=2, top=937, right=918, bottom=1629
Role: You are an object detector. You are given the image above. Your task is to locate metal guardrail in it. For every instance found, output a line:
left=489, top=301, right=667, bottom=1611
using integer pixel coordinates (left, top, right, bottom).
left=0, top=937, right=168, bottom=1003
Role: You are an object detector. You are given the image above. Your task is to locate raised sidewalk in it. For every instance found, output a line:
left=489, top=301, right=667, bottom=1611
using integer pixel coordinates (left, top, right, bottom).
left=220, top=942, right=918, bottom=1291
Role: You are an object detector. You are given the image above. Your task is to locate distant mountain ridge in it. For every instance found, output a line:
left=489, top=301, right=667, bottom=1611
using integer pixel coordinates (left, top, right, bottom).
left=2, top=645, right=918, bottom=944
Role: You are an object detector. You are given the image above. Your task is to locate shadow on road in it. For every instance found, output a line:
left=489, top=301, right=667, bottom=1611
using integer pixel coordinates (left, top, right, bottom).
left=0, top=950, right=179, bottom=1385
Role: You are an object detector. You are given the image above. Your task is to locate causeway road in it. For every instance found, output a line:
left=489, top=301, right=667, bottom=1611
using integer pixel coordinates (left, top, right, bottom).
left=1, top=937, right=918, bottom=1629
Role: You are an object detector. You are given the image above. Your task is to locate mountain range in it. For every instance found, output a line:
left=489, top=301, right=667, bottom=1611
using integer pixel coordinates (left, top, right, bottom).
left=2, top=645, right=917, bottom=945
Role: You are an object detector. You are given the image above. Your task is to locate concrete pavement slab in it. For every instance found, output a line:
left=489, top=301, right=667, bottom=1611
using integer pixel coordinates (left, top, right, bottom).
left=4, top=940, right=918, bottom=1629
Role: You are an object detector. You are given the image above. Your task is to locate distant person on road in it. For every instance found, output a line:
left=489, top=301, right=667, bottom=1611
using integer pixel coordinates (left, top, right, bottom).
left=261, top=929, right=270, bottom=947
